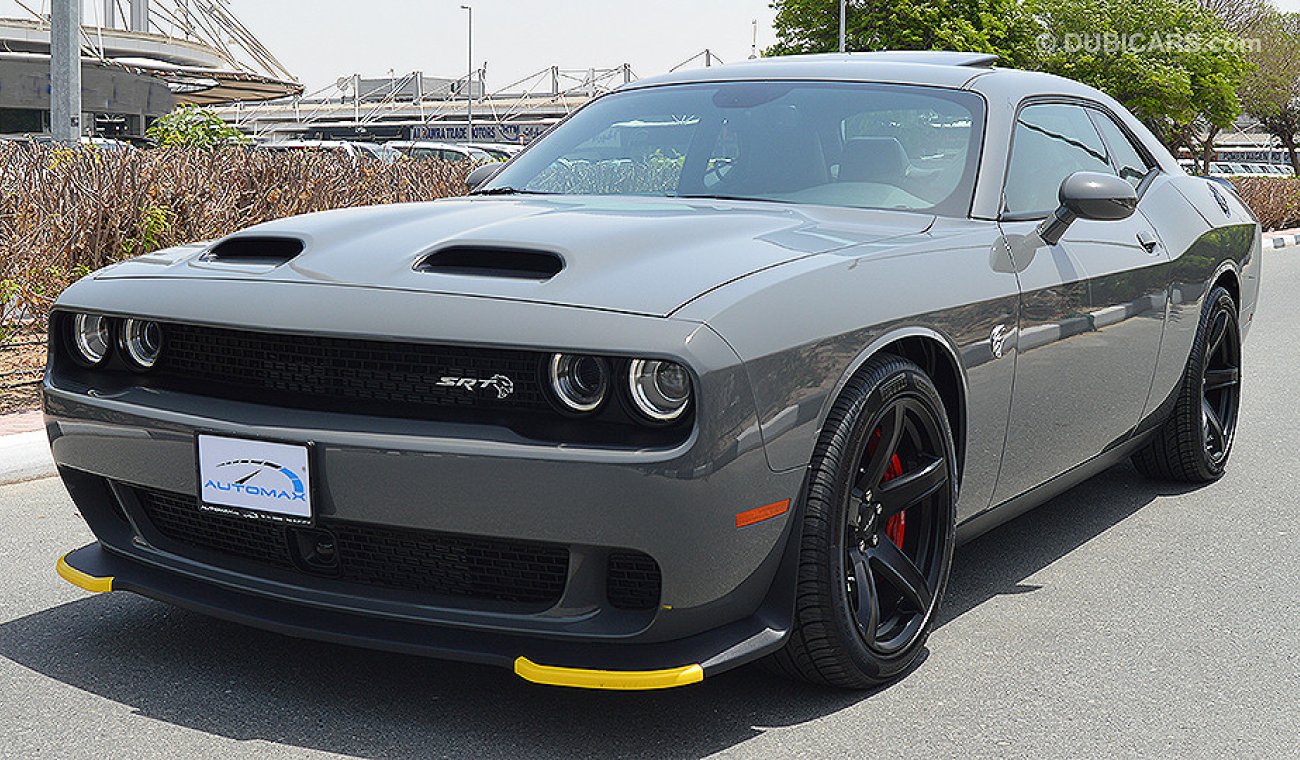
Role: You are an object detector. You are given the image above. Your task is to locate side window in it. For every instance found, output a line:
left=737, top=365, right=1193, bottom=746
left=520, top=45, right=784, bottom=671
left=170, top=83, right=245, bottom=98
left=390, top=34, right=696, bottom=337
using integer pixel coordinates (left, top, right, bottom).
left=1089, top=110, right=1154, bottom=188
left=1003, top=103, right=1113, bottom=217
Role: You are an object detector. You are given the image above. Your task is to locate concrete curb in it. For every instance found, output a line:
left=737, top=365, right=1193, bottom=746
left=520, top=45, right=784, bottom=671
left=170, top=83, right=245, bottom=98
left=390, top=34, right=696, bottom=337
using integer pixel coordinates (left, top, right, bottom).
left=1267, top=228, right=1300, bottom=249
left=0, top=428, right=55, bottom=486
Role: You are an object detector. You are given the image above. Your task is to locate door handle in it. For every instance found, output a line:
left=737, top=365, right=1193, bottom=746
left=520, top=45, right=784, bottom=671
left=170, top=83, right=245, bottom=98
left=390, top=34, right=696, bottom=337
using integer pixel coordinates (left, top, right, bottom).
left=1137, top=230, right=1162, bottom=253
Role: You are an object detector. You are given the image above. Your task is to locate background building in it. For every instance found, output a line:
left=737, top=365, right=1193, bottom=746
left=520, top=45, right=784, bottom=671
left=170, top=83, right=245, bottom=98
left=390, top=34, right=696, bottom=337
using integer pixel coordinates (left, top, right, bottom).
left=0, top=0, right=300, bottom=138
left=215, top=51, right=727, bottom=144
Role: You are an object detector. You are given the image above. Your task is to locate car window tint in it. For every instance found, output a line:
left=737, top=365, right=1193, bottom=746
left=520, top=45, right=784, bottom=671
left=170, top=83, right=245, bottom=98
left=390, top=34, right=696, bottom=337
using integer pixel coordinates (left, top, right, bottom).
left=1003, top=103, right=1113, bottom=217
left=1090, top=111, right=1152, bottom=188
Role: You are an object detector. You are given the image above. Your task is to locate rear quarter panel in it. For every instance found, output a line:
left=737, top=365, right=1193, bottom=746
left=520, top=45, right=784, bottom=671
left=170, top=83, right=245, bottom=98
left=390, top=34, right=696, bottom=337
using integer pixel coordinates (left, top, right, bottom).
left=1144, top=174, right=1260, bottom=421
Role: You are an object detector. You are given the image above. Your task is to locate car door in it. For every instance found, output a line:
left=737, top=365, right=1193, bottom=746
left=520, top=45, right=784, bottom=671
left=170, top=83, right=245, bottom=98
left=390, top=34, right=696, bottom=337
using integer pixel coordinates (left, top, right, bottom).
left=993, top=102, right=1168, bottom=503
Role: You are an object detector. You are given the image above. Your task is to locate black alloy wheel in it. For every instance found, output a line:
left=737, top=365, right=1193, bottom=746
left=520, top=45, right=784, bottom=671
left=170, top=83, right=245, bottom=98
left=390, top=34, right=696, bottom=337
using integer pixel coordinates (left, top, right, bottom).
left=844, top=396, right=952, bottom=656
left=1133, top=285, right=1241, bottom=482
left=1200, top=302, right=1241, bottom=466
left=768, top=354, right=957, bottom=688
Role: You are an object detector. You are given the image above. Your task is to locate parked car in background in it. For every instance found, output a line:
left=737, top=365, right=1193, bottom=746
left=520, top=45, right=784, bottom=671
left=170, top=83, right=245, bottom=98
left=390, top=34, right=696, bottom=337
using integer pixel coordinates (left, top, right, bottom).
left=0, top=134, right=134, bottom=151
left=465, top=142, right=524, bottom=160
left=256, top=140, right=398, bottom=164
left=50, top=51, right=1260, bottom=692
left=386, top=141, right=495, bottom=163
left=1178, top=160, right=1293, bottom=178
left=1259, top=163, right=1295, bottom=177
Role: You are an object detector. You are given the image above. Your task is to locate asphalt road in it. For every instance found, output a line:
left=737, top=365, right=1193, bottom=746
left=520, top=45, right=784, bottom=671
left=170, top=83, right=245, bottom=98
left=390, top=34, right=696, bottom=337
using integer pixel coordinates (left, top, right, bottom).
left=3, top=253, right=1298, bottom=760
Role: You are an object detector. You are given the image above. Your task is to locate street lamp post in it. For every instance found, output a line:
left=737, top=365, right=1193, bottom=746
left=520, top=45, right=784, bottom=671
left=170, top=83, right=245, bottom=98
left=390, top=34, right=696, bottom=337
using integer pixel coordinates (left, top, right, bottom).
left=461, top=4, right=473, bottom=142
left=839, top=0, right=846, bottom=52
left=51, top=0, right=82, bottom=144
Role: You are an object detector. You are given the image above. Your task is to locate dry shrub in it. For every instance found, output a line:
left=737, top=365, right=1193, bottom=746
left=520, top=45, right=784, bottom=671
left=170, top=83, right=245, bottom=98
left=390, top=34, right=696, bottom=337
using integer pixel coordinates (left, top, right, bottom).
left=1230, top=177, right=1300, bottom=232
left=0, top=144, right=471, bottom=340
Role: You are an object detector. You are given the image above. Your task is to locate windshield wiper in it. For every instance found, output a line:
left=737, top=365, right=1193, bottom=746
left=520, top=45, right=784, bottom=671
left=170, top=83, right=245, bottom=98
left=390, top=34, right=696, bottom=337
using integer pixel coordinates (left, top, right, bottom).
left=673, top=194, right=793, bottom=204
left=471, top=187, right=555, bottom=196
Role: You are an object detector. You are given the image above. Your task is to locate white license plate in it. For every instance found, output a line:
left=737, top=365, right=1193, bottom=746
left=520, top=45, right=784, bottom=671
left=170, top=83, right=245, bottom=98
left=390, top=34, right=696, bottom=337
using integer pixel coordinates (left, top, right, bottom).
left=197, top=434, right=312, bottom=522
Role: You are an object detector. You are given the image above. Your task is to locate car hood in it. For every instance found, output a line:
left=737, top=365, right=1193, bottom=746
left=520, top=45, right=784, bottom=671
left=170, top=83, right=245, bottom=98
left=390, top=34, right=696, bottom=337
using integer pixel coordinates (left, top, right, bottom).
left=98, top=196, right=935, bottom=317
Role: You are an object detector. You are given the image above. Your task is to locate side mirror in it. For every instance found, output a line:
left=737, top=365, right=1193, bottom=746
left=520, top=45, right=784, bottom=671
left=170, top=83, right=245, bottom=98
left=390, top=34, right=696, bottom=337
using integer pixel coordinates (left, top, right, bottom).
left=1038, top=172, right=1138, bottom=245
left=465, top=163, right=504, bottom=193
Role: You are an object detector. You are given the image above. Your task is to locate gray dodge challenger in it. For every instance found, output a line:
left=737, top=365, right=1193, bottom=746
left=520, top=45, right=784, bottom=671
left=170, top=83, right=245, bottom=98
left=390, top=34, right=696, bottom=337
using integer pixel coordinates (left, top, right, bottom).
left=47, top=52, right=1260, bottom=690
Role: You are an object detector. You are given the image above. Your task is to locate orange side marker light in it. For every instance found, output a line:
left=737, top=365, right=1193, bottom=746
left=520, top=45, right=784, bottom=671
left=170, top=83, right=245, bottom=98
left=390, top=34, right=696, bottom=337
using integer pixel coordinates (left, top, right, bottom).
left=735, top=499, right=791, bottom=528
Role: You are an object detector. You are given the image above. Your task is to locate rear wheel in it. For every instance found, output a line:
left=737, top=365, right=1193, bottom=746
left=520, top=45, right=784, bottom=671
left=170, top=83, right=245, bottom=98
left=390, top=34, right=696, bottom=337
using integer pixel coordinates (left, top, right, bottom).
left=1133, top=286, right=1241, bottom=482
left=767, top=355, right=957, bottom=688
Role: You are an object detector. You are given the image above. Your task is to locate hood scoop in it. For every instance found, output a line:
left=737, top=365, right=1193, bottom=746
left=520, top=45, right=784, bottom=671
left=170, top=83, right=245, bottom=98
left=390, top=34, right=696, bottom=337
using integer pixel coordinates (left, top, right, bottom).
left=415, top=246, right=564, bottom=280
left=202, top=236, right=305, bottom=266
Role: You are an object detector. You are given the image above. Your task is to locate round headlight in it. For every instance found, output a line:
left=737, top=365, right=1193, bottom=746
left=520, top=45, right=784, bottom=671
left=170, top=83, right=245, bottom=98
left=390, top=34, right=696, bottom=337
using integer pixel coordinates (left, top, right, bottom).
left=549, top=354, right=609, bottom=413
left=70, top=313, right=111, bottom=366
left=121, top=319, right=163, bottom=369
left=628, top=359, right=691, bottom=422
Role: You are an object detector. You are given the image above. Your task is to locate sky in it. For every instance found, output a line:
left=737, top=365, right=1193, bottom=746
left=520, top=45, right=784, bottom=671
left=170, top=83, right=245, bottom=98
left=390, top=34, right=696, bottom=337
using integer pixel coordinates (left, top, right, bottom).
left=7, top=0, right=1300, bottom=96
left=224, top=1, right=779, bottom=95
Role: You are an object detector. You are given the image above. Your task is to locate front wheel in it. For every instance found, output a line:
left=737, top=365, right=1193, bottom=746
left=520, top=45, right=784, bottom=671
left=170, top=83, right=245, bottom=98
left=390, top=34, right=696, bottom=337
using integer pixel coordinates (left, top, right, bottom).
left=767, top=354, right=957, bottom=688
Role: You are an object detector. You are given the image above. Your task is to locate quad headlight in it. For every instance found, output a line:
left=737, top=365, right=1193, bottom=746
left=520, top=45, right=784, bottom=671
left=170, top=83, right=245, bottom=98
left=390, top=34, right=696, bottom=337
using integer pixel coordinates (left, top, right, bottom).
left=121, top=318, right=163, bottom=369
left=548, top=353, right=610, bottom=413
left=70, top=313, right=112, bottom=366
left=547, top=353, right=693, bottom=424
left=627, top=359, right=691, bottom=422
left=66, top=312, right=164, bottom=370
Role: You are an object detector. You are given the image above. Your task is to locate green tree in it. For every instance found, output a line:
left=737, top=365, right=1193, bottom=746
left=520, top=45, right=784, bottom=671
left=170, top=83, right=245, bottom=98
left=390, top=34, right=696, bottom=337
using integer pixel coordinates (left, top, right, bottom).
left=1170, top=0, right=1273, bottom=172
left=1031, top=0, right=1251, bottom=153
left=1241, top=12, right=1300, bottom=174
left=767, top=0, right=1041, bottom=67
left=145, top=106, right=249, bottom=149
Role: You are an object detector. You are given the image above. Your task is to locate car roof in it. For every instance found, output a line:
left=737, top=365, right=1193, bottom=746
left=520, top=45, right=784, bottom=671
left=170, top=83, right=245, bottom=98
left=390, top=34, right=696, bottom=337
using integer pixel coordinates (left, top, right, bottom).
left=624, top=51, right=1115, bottom=101
left=626, top=52, right=991, bottom=91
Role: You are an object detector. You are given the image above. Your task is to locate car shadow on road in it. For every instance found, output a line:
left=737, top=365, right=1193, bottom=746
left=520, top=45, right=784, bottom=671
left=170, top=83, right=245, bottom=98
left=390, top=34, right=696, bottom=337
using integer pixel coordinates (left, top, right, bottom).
left=0, top=464, right=1204, bottom=759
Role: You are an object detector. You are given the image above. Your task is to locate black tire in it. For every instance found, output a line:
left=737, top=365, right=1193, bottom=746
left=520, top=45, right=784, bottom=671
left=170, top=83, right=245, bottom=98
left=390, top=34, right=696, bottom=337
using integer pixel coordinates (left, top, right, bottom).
left=766, top=354, right=958, bottom=689
left=1132, top=286, right=1241, bottom=483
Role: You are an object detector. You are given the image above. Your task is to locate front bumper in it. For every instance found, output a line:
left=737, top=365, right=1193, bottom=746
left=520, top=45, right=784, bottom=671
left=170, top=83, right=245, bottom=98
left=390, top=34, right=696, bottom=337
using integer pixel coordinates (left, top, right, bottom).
left=57, top=542, right=777, bottom=689
left=45, top=301, right=806, bottom=687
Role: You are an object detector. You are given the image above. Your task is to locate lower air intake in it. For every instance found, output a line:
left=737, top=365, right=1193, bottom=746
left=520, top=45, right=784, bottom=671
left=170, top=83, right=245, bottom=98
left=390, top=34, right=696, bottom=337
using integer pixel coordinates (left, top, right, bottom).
left=130, top=486, right=570, bottom=606
left=605, top=551, right=662, bottom=611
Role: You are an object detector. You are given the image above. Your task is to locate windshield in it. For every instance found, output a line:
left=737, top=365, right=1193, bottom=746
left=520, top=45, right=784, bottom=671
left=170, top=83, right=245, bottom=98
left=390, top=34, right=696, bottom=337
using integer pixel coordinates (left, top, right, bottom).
left=486, top=81, right=984, bottom=216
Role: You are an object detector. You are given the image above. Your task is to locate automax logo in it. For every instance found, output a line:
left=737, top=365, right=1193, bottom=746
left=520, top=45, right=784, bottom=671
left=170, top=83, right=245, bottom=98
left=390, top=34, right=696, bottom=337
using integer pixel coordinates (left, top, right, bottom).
left=204, top=459, right=307, bottom=503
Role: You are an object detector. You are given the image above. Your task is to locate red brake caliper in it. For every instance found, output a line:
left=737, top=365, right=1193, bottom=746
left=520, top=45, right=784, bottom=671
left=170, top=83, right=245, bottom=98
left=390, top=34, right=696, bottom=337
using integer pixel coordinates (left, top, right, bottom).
left=868, top=429, right=907, bottom=547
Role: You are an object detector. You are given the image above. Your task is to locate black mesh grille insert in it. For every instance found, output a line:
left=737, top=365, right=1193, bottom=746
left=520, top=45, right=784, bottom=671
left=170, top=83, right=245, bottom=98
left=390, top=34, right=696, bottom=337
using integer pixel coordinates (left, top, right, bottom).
left=154, top=323, right=549, bottom=417
left=329, top=521, right=569, bottom=603
left=606, top=551, right=662, bottom=611
left=139, top=487, right=294, bottom=568
left=132, top=487, right=569, bottom=606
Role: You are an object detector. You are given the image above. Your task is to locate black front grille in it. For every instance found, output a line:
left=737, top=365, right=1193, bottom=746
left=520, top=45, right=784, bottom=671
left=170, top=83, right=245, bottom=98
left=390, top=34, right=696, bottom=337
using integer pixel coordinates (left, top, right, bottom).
left=330, top=521, right=570, bottom=604
left=155, top=323, right=549, bottom=418
left=132, top=487, right=569, bottom=606
left=141, top=487, right=293, bottom=568
left=606, top=551, right=662, bottom=610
